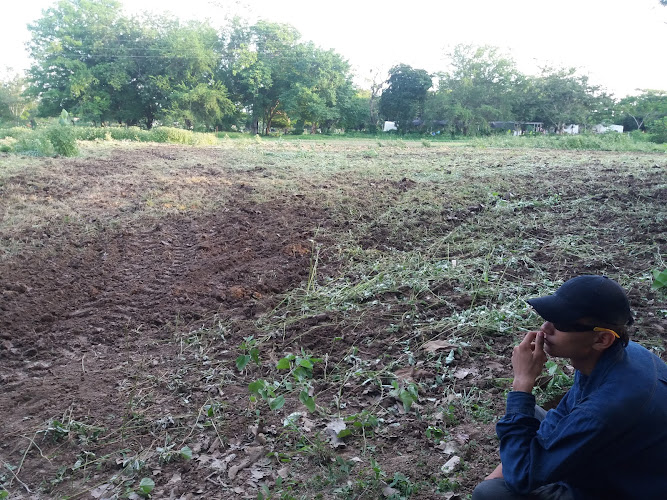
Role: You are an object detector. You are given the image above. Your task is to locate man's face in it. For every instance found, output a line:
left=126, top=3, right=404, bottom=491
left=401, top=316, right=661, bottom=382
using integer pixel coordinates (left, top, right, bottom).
left=539, top=321, right=598, bottom=359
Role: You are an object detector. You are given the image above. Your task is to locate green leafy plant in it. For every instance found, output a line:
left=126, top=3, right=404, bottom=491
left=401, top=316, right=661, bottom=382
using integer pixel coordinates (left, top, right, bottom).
left=388, top=471, right=416, bottom=498
left=389, top=380, right=419, bottom=412
left=156, top=444, right=193, bottom=463
left=276, top=351, right=322, bottom=412
left=138, top=477, right=155, bottom=497
left=651, top=269, right=667, bottom=290
left=236, top=336, right=261, bottom=372
left=534, top=360, right=573, bottom=406
left=248, top=379, right=285, bottom=411
left=425, top=425, right=446, bottom=443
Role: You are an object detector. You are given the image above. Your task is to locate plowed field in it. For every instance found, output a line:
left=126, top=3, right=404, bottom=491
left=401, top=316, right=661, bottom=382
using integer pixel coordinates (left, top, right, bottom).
left=1, top=140, right=665, bottom=499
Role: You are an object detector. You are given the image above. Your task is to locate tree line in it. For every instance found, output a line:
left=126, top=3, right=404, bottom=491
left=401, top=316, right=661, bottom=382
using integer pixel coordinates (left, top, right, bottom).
left=1, top=0, right=665, bottom=139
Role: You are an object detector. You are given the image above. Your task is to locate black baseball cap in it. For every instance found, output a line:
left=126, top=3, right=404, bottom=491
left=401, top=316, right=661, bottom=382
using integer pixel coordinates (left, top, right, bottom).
left=527, top=275, right=633, bottom=326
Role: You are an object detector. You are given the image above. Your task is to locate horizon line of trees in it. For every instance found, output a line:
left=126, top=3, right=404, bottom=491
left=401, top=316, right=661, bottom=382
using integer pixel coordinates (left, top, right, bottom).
left=0, top=0, right=666, bottom=139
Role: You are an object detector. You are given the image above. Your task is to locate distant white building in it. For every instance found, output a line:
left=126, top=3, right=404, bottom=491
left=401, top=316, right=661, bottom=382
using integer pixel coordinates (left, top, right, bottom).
left=593, top=124, right=624, bottom=134
left=562, top=124, right=579, bottom=134
left=383, top=121, right=398, bottom=132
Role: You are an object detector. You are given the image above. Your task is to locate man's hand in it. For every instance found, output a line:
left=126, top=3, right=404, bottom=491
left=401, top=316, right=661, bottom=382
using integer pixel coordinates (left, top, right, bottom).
left=511, top=331, right=547, bottom=393
left=485, top=463, right=503, bottom=480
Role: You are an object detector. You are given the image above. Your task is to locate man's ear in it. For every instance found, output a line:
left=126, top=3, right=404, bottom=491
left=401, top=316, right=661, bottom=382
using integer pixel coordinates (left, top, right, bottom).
left=592, top=330, right=617, bottom=351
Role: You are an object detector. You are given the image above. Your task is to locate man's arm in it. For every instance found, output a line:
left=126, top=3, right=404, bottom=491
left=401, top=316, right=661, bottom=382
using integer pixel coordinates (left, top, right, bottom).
left=484, top=463, right=503, bottom=480
left=511, top=331, right=547, bottom=393
left=497, top=336, right=604, bottom=495
left=483, top=331, right=547, bottom=481
left=497, top=395, right=604, bottom=494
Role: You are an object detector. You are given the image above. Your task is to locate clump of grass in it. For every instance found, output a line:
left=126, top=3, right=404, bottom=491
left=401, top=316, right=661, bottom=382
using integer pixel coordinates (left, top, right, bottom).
left=0, top=125, right=219, bottom=153
left=471, top=132, right=666, bottom=152
left=12, top=129, right=55, bottom=156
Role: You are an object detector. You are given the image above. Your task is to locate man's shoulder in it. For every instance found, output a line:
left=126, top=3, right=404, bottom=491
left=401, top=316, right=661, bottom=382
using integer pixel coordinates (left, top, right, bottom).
left=581, top=342, right=667, bottom=421
left=626, top=341, right=667, bottom=376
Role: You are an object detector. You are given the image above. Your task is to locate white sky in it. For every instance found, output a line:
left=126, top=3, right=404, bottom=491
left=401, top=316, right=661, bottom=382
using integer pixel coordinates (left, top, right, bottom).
left=2, top=0, right=666, bottom=97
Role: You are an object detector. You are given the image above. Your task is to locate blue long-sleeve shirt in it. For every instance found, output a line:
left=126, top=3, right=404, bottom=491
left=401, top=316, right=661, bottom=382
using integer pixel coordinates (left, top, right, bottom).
left=496, top=341, right=667, bottom=499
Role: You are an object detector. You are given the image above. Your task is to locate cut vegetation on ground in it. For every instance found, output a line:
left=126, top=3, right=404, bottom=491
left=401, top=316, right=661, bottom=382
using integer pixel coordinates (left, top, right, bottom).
left=1, top=139, right=665, bottom=499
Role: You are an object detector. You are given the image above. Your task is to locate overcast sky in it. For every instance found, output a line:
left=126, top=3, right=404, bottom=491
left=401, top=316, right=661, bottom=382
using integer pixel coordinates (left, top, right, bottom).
left=2, top=0, right=666, bottom=97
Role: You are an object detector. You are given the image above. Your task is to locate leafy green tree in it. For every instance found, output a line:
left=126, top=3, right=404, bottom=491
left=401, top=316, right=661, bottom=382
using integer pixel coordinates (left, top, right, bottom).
left=379, top=64, right=432, bottom=133
left=618, top=90, right=667, bottom=131
left=515, top=67, right=603, bottom=132
left=221, top=20, right=300, bottom=134
left=433, top=45, right=519, bottom=135
left=27, top=0, right=232, bottom=129
left=167, top=82, right=235, bottom=130
left=281, top=43, right=355, bottom=133
left=535, top=67, right=603, bottom=132
left=26, top=0, right=126, bottom=123
left=0, top=72, right=36, bottom=126
left=219, top=20, right=355, bottom=135
left=338, top=90, right=372, bottom=131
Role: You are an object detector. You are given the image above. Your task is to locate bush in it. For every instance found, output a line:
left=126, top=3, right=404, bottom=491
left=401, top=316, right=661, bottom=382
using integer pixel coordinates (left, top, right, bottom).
left=149, top=127, right=191, bottom=144
left=13, top=130, right=55, bottom=156
left=470, top=132, right=665, bottom=152
left=648, top=118, right=667, bottom=144
left=190, top=132, right=218, bottom=146
left=0, top=137, right=16, bottom=152
left=0, top=127, right=32, bottom=140
left=108, top=126, right=149, bottom=142
left=47, top=126, right=79, bottom=156
left=72, top=127, right=108, bottom=141
left=147, top=127, right=218, bottom=145
left=1, top=124, right=218, bottom=152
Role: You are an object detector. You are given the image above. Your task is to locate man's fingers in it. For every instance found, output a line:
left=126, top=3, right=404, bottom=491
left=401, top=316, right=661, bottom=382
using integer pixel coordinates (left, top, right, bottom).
left=535, top=331, right=545, bottom=352
left=520, top=331, right=537, bottom=347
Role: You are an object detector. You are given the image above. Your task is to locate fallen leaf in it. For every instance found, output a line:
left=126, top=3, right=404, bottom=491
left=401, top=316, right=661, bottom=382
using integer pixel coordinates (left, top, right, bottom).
left=436, top=441, right=457, bottom=455
left=277, top=466, right=290, bottom=478
left=394, top=367, right=414, bottom=382
left=442, top=493, right=462, bottom=500
left=210, top=453, right=236, bottom=472
left=283, top=412, right=303, bottom=427
left=454, top=433, right=469, bottom=446
left=441, top=455, right=461, bottom=474
left=453, top=368, right=470, bottom=379
left=487, top=361, right=505, bottom=372
left=413, top=369, right=435, bottom=379
left=251, top=468, right=268, bottom=480
left=208, top=437, right=222, bottom=453
left=382, top=485, right=400, bottom=497
left=90, top=484, right=112, bottom=499
left=325, top=418, right=346, bottom=434
left=324, top=419, right=347, bottom=448
left=302, top=416, right=316, bottom=432
left=422, top=340, right=457, bottom=353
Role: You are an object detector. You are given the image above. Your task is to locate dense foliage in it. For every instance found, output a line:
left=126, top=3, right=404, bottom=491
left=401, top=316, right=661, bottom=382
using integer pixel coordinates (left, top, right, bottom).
left=0, top=0, right=664, bottom=140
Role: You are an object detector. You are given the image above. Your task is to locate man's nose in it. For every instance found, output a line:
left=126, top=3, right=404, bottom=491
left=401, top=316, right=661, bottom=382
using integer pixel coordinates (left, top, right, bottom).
left=541, top=321, right=554, bottom=334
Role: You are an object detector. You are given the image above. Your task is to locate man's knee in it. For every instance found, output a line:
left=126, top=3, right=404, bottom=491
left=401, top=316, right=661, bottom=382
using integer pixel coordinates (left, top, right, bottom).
left=472, top=478, right=513, bottom=500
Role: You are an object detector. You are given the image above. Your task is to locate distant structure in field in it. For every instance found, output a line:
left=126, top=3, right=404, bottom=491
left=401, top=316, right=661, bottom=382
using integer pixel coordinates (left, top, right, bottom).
left=592, top=124, right=624, bottom=134
left=384, top=119, right=624, bottom=135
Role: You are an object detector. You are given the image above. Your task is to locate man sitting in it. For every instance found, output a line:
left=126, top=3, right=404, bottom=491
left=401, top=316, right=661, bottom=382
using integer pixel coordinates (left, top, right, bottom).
left=472, top=275, right=667, bottom=500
